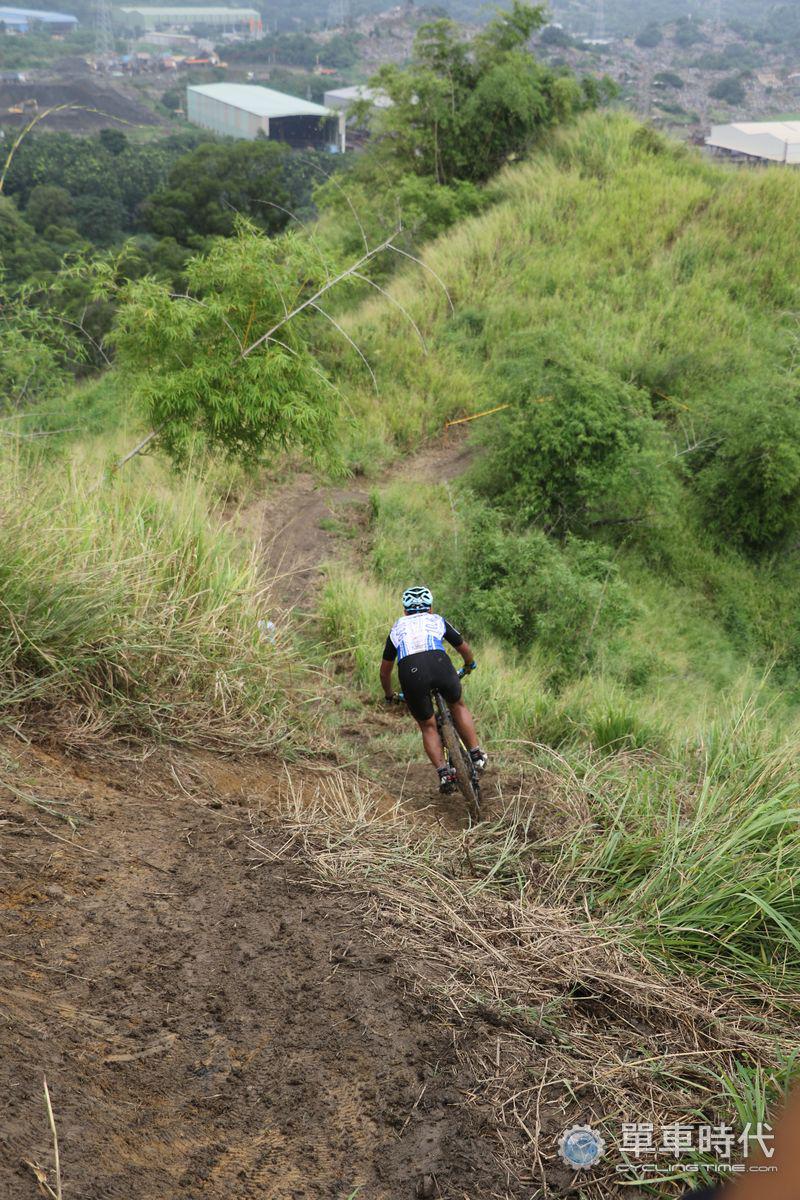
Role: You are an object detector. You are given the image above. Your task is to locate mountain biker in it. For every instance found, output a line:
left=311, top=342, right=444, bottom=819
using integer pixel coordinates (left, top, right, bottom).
left=380, top=585, right=488, bottom=793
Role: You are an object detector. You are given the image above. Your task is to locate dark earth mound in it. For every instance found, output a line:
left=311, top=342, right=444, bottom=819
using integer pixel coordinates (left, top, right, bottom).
left=0, top=741, right=501, bottom=1199
left=0, top=76, right=164, bottom=131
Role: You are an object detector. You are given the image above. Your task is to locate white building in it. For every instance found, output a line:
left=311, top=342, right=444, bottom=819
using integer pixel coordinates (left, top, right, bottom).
left=186, top=83, right=345, bottom=151
left=706, top=121, right=800, bottom=164
left=323, top=84, right=392, bottom=114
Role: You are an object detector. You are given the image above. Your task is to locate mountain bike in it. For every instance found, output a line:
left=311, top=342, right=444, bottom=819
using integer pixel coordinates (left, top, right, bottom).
left=399, top=665, right=482, bottom=822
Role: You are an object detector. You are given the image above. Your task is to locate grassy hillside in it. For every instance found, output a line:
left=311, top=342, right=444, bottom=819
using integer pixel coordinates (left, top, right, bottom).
left=318, top=112, right=800, bottom=1002
left=326, top=113, right=800, bottom=700
left=3, top=109, right=800, bottom=1192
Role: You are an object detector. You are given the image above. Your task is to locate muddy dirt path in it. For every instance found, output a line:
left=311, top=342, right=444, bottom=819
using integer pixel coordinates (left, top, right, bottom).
left=0, top=741, right=501, bottom=1200
left=242, top=436, right=511, bottom=822
left=248, top=438, right=473, bottom=613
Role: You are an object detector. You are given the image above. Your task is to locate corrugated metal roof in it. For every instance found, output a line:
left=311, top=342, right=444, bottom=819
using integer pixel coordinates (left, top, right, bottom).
left=323, top=84, right=393, bottom=109
left=729, top=121, right=800, bottom=141
left=188, top=83, right=332, bottom=119
left=119, top=6, right=259, bottom=16
left=0, top=5, right=77, bottom=20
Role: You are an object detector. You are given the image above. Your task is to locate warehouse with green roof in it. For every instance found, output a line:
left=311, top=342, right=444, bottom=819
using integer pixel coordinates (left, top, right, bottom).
left=117, top=6, right=261, bottom=36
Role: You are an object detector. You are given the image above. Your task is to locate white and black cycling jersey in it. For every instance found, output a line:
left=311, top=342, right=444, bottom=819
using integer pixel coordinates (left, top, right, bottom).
left=382, top=612, right=464, bottom=663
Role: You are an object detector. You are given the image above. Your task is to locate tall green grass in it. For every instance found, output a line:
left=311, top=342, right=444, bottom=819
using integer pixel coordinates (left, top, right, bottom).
left=319, top=564, right=800, bottom=992
left=334, top=111, right=800, bottom=470
left=0, top=444, right=304, bottom=750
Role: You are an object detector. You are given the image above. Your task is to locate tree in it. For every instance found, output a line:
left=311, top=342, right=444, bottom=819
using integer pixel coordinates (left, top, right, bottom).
left=635, top=22, right=662, bottom=48
left=107, top=224, right=340, bottom=467
left=26, top=184, right=73, bottom=234
left=73, top=194, right=125, bottom=245
left=654, top=71, right=684, bottom=90
left=710, top=75, right=747, bottom=106
left=0, top=278, right=85, bottom=409
left=99, top=128, right=128, bottom=156
left=142, top=140, right=293, bottom=243
left=539, top=24, right=572, bottom=49
left=0, top=196, right=60, bottom=283
left=673, top=17, right=706, bottom=48
left=362, top=2, right=610, bottom=186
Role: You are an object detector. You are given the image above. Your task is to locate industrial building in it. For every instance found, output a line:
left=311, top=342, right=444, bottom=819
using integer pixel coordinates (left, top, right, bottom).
left=186, top=82, right=345, bottom=151
left=0, top=5, right=77, bottom=32
left=706, top=121, right=800, bottom=164
left=323, top=84, right=392, bottom=114
left=117, top=6, right=261, bottom=37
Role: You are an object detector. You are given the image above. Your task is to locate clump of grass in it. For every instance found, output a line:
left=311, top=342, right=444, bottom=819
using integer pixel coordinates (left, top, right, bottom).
left=0, top=448, right=306, bottom=751
left=258, top=771, right=796, bottom=1196
left=545, top=711, right=800, bottom=992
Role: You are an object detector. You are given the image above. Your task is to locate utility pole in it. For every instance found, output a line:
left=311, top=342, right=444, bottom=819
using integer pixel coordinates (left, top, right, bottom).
left=595, top=0, right=606, bottom=40
left=94, top=0, right=115, bottom=66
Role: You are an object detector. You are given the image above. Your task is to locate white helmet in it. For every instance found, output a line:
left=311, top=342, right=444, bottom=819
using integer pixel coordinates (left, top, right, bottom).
left=402, top=585, right=433, bottom=613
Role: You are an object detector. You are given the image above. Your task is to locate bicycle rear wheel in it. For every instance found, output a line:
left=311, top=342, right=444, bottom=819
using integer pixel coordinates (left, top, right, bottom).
left=435, top=692, right=481, bottom=822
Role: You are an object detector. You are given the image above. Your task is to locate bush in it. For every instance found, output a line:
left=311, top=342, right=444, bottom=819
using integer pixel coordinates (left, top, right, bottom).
left=635, top=23, right=662, bottom=48
left=710, top=75, right=747, bottom=105
left=457, top=511, right=634, bottom=667
left=371, top=484, right=633, bottom=671
left=654, top=71, right=684, bottom=90
left=696, top=394, right=800, bottom=555
left=471, top=339, right=672, bottom=537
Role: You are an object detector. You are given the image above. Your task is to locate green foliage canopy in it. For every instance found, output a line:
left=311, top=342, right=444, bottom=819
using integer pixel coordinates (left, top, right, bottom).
left=709, top=75, right=747, bottom=105
left=366, top=2, right=608, bottom=186
left=108, top=225, right=339, bottom=467
left=472, top=344, right=672, bottom=538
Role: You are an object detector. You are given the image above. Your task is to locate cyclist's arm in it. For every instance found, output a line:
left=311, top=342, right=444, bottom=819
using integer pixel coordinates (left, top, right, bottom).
left=443, top=620, right=475, bottom=666
left=456, top=639, right=475, bottom=665
left=380, top=636, right=397, bottom=699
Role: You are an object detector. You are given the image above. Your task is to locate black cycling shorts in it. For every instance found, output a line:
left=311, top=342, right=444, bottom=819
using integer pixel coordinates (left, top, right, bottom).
left=398, top=649, right=462, bottom=722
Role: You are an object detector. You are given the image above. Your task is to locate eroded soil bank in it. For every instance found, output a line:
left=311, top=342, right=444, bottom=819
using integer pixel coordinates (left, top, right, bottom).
left=0, top=740, right=502, bottom=1200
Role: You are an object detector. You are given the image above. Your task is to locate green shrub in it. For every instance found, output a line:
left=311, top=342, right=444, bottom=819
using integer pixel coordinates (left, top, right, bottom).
left=709, top=75, right=747, bottom=105
left=696, top=392, right=800, bottom=554
left=371, top=483, right=633, bottom=671
left=471, top=339, right=674, bottom=537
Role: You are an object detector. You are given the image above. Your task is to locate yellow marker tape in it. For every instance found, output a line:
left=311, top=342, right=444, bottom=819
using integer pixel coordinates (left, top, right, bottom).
left=444, top=403, right=511, bottom=429
left=444, top=395, right=552, bottom=431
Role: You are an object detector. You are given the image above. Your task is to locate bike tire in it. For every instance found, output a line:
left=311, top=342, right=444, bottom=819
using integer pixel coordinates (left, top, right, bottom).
left=436, top=692, right=481, bottom=822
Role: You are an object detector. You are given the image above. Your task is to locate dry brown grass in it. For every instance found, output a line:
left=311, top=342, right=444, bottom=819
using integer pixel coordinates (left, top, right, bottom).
left=243, top=768, right=797, bottom=1196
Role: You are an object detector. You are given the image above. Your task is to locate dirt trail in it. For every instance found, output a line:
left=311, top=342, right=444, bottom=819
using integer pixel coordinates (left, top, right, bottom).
left=250, top=437, right=473, bottom=613
left=1, top=442, right=515, bottom=1199
left=244, top=435, right=509, bottom=821
left=0, top=740, right=501, bottom=1200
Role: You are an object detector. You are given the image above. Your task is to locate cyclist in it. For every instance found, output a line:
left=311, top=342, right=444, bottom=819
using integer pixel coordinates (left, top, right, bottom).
left=380, top=585, right=488, bottom=793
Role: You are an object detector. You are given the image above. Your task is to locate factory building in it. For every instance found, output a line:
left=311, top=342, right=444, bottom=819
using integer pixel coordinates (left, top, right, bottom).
left=117, top=6, right=261, bottom=37
left=186, top=83, right=345, bottom=152
left=323, top=84, right=392, bottom=114
left=706, top=121, right=800, bottom=165
left=0, top=5, right=77, bottom=32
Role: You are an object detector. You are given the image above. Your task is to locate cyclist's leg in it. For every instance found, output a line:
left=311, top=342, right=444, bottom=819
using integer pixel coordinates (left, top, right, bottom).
left=417, top=715, right=446, bottom=768
left=449, top=697, right=479, bottom=752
